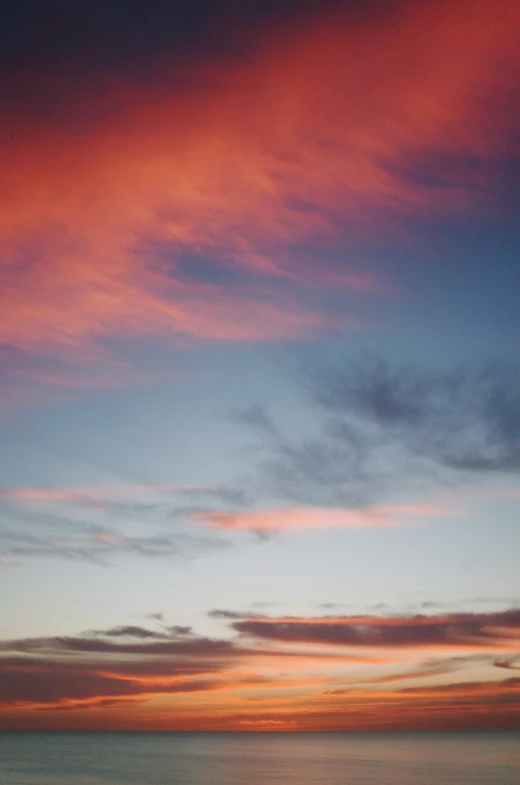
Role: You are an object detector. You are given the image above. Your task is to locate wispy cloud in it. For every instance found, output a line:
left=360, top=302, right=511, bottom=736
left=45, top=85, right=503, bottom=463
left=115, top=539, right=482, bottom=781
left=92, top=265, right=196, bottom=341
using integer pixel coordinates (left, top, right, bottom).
left=1, top=0, right=519, bottom=380
left=0, top=482, right=240, bottom=505
left=232, top=357, right=520, bottom=511
left=311, top=357, right=520, bottom=474
left=0, top=526, right=228, bottom=566
left=0, top=482, right=249, bottom=565
left=195, top=503, right=453, bottom=532
left=0, top=494, right=229, bottom=566
left=3, top=354, right=518, bottom=563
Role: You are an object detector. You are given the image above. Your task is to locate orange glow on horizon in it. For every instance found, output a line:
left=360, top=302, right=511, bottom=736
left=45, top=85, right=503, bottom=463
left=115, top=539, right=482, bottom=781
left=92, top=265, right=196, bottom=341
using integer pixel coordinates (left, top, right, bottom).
left=2, top=604, right=519, bottom=730
left=2, top=674, right=519, bottom=731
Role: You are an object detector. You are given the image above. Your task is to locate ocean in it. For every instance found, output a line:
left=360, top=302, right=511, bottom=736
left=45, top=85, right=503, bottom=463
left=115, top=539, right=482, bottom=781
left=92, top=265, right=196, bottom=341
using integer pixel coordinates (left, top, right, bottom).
left=1, top=731, right=519, bottom=785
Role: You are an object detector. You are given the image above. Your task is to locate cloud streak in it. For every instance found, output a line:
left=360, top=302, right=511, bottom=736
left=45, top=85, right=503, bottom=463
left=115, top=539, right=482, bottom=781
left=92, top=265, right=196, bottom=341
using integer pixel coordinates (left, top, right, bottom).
left=195, top=503, right=453, bottom=532
left=0, top=482, right=249, bottom=565
left=0, top=498, right=229, bottom=566
left=229, top=609, right=520, bottom=650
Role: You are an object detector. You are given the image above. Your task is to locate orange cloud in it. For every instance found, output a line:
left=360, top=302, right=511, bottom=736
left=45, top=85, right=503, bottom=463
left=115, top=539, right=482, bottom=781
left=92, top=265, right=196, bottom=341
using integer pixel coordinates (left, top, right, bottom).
left=1, top=0, right=519, bottom=363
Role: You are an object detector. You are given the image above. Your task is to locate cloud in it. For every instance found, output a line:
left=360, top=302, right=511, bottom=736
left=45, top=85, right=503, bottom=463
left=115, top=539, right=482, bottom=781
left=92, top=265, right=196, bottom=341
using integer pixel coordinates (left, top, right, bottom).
left=1, top=0, right=519, bottom=379
left=0, top=620, right=364, bottom=712
left=195, top=503, right=453, bottom=532
left=168, top=626, right=193, bottom=636
left=229, top=608, right=520, bottom=650
left=0, top=483, right=250, bottom=522
left=0, top=644, right=226, bottom=708
left=0, top=664, right=222, bottom=707
left=233, top=358, right=520, bottom=512
left=0, top=520, right=228, bottom=566
left=1, top=607, right=519, bottom=728
left=398, top=677, right=520, bottom=697
left=0, top=482, right=243, bottom=505
left=0, top=633, right=236, bottom=658
left=141, top=612, right=165, bottom=622
left=0, top=483, right=245, bottom=565
left=332, top=654, right=494, bottom=687
left=208, top=609, right=270, bottom=621
left=231, top=408, right=382, bottom=508
left=312, top=357, right=520, bottom=474
left=494, top=657, right=520, bottom=671
left=0, top=624, right=247, bottom=707
left=1, top=362, right=516, bottom=558
left=92, top=625, right=172, bottom=640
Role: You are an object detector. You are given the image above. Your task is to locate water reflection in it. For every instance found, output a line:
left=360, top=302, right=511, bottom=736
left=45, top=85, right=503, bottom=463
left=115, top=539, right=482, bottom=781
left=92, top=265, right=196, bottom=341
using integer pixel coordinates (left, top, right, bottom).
left=1, top=732, right=519, bottom=785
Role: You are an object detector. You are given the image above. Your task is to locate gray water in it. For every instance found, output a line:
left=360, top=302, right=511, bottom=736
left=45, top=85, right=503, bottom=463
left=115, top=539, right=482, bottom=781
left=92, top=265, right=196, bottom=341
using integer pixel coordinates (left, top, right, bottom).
left=1, top=732, right=519, bottom=785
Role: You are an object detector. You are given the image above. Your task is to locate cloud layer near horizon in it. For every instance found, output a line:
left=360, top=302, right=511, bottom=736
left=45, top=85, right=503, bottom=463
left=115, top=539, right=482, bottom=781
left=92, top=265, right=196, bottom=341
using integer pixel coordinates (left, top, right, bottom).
left=1, top=607, right=519, bottom=730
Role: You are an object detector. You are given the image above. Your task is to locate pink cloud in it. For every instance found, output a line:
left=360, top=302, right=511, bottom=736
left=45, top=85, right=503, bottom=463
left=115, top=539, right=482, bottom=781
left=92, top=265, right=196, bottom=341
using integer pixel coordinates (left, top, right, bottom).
left=1, top=0, right=519, bottom=365
left=195, top=503, right=455, bottom=532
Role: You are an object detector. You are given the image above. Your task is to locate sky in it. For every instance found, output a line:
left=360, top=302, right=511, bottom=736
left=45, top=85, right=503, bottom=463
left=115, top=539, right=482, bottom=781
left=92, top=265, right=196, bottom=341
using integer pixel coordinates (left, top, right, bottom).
left=0, top=0, right=520, bottom=731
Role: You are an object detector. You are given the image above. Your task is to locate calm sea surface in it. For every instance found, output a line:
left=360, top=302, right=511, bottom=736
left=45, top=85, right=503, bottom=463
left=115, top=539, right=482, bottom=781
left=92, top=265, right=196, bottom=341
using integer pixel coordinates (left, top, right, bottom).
left=1, top=732, right=519, bottom=785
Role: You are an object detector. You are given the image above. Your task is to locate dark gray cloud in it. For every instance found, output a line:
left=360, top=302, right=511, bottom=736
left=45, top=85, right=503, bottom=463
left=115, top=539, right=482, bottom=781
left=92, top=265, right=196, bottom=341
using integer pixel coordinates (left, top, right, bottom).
left=92, top=625, right=170, bottom=639
left=0, top=615, right=349, bottom=709
left=229, top=608, right=520, bottom=648
left=312, top=357, right=520, bottom=474
left=0, top=633, right=235, bottom=658
left=3, top=607, right=518, bottom=710
left=168, top=625, right=193, bottom=636
left=208, top=609, right=261, bottom=620
left=0, top=622, right=245, bottom=707
left=494, top=657, right=520, bottom=671
left=91, top=623, right=193, bottom=640
left=234, top=357, right=520, bottom=508
left=0, top=663, right=221, bottom=706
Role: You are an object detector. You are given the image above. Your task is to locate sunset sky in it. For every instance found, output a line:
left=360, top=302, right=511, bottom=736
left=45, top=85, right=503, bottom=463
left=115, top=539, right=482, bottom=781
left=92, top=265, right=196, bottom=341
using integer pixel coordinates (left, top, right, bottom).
left=1, top=0, right=520, bottom=731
